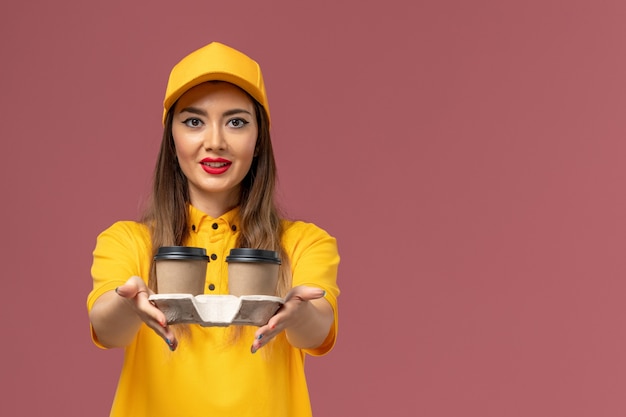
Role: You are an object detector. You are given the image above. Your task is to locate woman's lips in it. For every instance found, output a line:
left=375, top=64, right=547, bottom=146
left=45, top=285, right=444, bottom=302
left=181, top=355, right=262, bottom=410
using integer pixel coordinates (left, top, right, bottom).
left=200, top=158, right=231, bottom=175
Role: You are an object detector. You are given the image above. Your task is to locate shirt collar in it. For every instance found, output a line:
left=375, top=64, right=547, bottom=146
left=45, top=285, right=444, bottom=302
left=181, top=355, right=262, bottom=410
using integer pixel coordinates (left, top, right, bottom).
left=188, top=205, right=240, bottom=233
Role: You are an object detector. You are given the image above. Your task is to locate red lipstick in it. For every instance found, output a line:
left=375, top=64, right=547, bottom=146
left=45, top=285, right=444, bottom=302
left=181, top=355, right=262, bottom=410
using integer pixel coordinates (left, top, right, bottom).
left=200, top=158, right=231, bottom=175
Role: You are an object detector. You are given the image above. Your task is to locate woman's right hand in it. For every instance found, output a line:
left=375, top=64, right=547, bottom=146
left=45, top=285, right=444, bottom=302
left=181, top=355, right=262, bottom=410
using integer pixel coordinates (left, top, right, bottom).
left=115, top=276, right=178, bottom=351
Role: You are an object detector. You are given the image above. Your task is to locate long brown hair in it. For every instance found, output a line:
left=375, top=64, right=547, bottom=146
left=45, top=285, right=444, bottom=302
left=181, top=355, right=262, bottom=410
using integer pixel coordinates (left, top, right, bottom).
left=141, top=82, right=291, bottom=297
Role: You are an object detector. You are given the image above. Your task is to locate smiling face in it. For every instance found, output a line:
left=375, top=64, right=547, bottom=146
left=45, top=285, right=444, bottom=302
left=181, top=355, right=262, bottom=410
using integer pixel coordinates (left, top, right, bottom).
left=171, top=82, right=258, bottom=214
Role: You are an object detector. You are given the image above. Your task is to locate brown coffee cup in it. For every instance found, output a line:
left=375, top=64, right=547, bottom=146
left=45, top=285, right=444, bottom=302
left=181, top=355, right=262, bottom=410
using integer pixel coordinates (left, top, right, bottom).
left=154, top=246, right=209, bottom=295
left=225, top=248, right=281, bottom=296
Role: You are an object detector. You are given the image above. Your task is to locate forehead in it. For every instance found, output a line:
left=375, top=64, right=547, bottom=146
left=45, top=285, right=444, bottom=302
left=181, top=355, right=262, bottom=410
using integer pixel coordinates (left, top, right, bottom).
left=175, top=81, right=254, bottom=109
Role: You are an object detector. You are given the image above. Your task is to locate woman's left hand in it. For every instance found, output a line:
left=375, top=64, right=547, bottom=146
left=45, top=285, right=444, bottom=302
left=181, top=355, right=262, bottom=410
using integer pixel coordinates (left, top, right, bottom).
left=251, top=286, right=329, bottom=353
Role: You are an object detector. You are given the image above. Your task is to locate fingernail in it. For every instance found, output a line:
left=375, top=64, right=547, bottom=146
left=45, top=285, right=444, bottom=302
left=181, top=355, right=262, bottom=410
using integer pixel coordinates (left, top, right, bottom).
left=251, top=345, right=257, bottom=354
left=115, top=287, right=119, bottom=294
left=166, top=338, right=175, bottom=351
left=322, top=290, right=326, bottom=297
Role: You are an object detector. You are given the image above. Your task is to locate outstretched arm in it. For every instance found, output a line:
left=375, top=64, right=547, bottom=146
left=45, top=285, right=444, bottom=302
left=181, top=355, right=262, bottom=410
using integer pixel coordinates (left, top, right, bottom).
left=250, top=286, right=333, bottom=353
left=89, top=275, right=178, bottom=351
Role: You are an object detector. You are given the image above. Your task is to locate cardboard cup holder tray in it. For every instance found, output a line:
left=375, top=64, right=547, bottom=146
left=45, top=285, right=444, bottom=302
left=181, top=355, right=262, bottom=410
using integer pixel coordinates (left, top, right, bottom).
left=149, top=294, right=284, bottom=327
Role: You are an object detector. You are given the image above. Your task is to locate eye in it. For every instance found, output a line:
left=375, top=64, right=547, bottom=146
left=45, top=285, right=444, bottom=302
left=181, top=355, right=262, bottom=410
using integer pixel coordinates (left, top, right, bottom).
left=227, top=118, right=249, bottom=129
left=182, top=118, right=203, bottom=127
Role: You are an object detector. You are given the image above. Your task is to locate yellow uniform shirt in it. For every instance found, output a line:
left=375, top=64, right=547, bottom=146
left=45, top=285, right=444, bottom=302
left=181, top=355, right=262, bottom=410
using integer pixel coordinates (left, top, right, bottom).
left=87, top=205, right=340, bottom=417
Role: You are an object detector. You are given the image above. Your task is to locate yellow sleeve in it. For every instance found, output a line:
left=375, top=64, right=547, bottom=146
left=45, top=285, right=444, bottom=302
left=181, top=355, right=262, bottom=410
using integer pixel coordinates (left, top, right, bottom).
left=282, top=221, right=340, bottom=356
left=86, top=221, right=152, bottom=347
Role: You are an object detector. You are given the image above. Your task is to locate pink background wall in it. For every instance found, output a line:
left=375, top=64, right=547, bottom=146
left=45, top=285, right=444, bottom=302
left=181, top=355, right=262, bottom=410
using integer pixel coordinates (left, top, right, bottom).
left=2, top=1, right=626, bottom=415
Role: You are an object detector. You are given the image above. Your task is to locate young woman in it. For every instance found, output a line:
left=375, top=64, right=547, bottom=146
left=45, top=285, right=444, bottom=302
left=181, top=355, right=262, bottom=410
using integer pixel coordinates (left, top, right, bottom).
left=87, top=42, right=340, bottom=417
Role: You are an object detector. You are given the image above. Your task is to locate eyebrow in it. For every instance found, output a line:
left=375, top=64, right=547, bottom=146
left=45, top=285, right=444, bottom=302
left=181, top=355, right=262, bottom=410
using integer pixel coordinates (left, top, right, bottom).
left=178, top=106, right=207, bottom=117
left=178, top=106, right=253, bottom=118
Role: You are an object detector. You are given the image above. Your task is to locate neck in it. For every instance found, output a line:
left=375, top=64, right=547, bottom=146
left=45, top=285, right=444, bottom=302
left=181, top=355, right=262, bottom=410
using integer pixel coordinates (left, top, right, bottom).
left=188, top=188, right=240, bottom=218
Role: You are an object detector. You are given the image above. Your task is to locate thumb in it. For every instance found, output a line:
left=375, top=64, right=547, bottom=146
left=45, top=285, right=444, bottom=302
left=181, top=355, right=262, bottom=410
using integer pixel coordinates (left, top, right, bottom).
left=115, top=276, right=147, bottom=299
left=115, top=283, right=139, bottom=299
left=284, top=286, right=326, bottom=303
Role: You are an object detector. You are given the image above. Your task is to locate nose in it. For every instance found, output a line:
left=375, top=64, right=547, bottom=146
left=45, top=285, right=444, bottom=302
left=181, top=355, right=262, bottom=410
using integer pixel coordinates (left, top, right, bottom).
left=202, top=123, right=226, bottom=151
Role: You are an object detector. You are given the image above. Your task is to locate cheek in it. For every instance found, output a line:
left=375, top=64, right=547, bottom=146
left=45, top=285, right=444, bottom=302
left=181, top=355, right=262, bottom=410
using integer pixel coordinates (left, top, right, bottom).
left=171, top=142, right=197, bottom=178
left=172, top=134, right=193, bottom=161
left=235, top=135, right=258, bottom=159
left=244, top=125, right=259, bottom=153
left=244, top=144, right=258, bottom=164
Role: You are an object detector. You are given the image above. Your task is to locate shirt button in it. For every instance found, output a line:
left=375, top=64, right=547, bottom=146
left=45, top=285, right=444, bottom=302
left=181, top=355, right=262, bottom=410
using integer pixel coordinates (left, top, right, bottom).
left=212, top=223, right=218, bottom=230
left=210, top=254, right=217, bottom=261
left=208, top=284, right=215, bottom=291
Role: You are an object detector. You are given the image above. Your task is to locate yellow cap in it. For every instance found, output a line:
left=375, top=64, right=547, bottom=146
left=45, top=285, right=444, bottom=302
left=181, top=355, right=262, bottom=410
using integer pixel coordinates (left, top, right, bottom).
left=162, top=42, right=269, bottom=125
